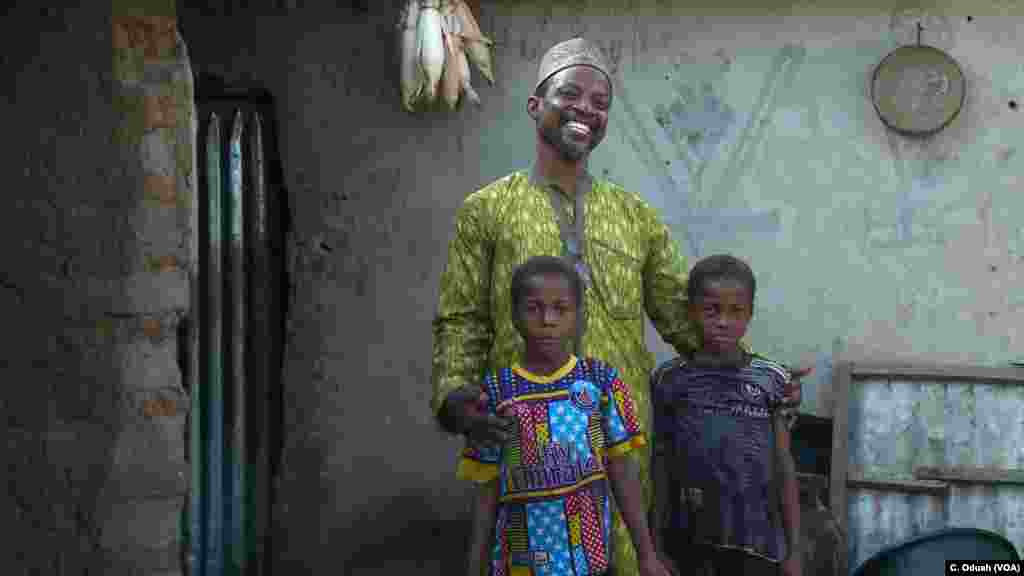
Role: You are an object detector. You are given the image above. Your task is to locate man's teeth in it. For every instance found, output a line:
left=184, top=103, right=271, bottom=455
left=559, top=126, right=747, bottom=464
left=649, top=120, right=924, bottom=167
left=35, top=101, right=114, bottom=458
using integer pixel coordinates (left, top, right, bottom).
left=566, top=122, right=591, bottom=135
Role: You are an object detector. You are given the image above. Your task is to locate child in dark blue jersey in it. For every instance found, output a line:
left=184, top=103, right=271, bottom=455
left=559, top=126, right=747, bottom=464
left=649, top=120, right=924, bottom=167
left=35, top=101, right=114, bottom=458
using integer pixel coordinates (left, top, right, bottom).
left=650, top=254, right=802, bottom=576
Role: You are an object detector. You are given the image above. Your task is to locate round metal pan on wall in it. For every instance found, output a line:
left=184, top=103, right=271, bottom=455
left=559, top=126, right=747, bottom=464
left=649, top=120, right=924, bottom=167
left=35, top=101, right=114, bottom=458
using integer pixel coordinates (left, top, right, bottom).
left=871, top=44, right=966, bottom=137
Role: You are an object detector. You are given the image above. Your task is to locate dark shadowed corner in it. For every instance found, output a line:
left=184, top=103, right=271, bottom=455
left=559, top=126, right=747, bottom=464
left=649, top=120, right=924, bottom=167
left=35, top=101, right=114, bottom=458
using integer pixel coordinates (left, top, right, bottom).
left=268, top=311, right=334, bottom=573
left=269, top=425, right=334, bottom=573
left=344, top=490, right=472, bottom=575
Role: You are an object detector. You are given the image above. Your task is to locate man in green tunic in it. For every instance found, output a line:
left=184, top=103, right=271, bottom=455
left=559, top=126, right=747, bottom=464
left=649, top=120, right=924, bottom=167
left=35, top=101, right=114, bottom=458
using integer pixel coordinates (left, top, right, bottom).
left=431, top=38, right=804, bottom=576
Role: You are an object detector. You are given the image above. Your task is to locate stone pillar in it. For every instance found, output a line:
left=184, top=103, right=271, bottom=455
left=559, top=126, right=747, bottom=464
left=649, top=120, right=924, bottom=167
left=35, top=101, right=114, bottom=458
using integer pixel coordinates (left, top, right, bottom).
left=0, top=3, right=192, bottom=574
left=96, top=1, right=195, bottom=573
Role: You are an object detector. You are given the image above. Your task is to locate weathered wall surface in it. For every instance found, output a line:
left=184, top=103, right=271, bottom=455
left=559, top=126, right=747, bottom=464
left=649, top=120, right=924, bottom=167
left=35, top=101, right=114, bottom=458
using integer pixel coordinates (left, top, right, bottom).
left=2, top=2, right=193, bottom=574
left=177, top=0, right=1024, bottom=573
left=601, top=4, right=1024, bottom=418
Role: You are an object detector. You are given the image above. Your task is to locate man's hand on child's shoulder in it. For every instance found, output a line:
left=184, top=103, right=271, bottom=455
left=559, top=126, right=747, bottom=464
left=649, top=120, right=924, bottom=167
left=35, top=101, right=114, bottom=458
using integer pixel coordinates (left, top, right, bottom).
left=444, top=385, right=515, bottom=450
left=783, top=364, right=813, bottom=406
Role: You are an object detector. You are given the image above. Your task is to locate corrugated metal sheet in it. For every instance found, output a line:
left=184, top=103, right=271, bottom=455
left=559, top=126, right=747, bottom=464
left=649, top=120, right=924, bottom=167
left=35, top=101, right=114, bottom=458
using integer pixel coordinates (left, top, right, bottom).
left=846, top=377, right=1024, bottom=571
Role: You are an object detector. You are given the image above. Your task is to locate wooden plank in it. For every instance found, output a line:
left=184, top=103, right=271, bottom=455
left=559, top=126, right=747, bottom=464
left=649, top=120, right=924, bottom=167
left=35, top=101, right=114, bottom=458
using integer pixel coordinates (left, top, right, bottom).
left=850, top=362, right=1024, bottom=384
left=847, top=474, right=950, bottom=495
left=798, top=472, right=829, bottom=491
left=798, top=473, right=829, bottom=507
left=915, top=466, right=1024, bottom=486
left=829, top=361, right=852, bottom=576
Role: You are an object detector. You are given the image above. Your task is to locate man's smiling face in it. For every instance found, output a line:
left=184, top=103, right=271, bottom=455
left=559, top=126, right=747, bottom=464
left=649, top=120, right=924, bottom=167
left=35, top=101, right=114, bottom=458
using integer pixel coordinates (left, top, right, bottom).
left=529, top=66, right=612, bottom=162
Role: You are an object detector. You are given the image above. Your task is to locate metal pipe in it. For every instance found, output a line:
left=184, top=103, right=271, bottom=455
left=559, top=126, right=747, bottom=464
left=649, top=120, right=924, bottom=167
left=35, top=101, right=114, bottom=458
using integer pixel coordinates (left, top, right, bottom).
left=227, top=110, right=247, bottom=575
left=246, top=111, right=271, bottom=576
left=205, top=112, right=225, bottom=576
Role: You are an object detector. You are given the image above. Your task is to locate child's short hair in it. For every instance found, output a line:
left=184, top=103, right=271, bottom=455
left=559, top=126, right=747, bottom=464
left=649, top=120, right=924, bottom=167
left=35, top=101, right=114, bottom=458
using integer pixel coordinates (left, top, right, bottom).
left=687, top=254, right=756, bottom=305
left=510, top=255, right=583, bottom=323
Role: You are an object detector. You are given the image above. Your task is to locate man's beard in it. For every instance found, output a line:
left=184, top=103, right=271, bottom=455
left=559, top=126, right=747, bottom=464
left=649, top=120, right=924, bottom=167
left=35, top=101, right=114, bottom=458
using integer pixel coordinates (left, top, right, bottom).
left=540, top=111, right=601, bottom=162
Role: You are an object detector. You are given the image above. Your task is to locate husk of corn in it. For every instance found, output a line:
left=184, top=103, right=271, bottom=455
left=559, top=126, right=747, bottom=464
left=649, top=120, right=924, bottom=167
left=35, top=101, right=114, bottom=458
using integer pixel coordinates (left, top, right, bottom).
left=458, top=39, right=481, bottom=107
left=452, top=0, right=494, bottom=85
left=399, top=0, right=491, bottom=112
left=439, top=11, right=462, bottom=110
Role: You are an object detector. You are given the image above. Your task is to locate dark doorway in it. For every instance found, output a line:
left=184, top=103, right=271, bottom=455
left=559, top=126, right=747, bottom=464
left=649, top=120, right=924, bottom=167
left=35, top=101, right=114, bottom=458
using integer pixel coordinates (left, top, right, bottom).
left=186, top=76, right=289, bottom=576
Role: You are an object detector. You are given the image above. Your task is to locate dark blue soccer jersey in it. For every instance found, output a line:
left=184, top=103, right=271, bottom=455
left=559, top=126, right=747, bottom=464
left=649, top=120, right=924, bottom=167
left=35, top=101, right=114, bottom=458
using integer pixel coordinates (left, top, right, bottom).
left=651, top=356, right=791, bottom=562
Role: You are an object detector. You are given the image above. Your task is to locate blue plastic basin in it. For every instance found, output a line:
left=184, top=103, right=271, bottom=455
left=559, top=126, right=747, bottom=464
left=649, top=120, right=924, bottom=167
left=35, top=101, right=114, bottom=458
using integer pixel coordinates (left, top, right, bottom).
left=852, top=527, right=1020, bottom=576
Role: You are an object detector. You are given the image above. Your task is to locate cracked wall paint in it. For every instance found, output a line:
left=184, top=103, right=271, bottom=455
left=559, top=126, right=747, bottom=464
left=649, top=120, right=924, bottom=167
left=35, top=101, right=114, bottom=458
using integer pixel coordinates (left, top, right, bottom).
left=614, top=45, right=816, bottom=391
left=616, top=49, right=795, bottom=262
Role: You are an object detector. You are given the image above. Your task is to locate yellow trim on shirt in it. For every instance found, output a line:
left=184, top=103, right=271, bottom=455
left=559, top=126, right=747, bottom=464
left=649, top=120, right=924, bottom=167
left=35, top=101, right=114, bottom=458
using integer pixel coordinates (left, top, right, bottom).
left=456, top=457, right=500, bottom=484
left=499, top=472, right=606, bottom=502
left=496, top=390, right=568, bottom=410
left=606, top=434, right=647, bottom=458
left=512, top=355, right=578, bottom=384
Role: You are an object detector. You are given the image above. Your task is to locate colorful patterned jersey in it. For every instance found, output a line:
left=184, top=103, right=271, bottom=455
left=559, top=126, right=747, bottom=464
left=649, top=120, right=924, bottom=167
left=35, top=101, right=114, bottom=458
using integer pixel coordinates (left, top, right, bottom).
left=458, top=356, right=646, bottom=576
left=650, top=356, right=791, bottom=563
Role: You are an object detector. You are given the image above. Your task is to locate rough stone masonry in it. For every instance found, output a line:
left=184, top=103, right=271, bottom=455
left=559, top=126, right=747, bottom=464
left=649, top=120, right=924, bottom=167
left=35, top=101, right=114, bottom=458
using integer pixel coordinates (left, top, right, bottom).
left=2, top=2, right=193, bottom=574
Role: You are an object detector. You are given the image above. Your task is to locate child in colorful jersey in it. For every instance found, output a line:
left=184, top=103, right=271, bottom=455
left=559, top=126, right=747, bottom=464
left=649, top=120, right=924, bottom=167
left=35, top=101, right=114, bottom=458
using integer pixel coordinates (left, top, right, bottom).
left=458, top=255, right=672, bottom=576
left=650, top=254, right=802, bottom=576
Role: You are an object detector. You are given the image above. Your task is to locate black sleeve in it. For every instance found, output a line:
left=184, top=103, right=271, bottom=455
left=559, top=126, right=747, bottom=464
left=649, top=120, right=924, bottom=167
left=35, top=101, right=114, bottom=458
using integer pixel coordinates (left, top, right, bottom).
left=436, top=396, right=463, bottom=436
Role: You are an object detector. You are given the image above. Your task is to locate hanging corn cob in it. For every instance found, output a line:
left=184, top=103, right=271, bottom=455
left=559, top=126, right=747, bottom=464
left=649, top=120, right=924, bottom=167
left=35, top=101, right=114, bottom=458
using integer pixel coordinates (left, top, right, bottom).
left=439, top=7, right=462, bottom=110
left=417, top=0, right=446, bottom=106
left=398, top=0, right=424, bottom=112
left=452, top=0, right=495, bottom=85
left=437, top=2, right=479, bottom=109
left=397, top=0, right=490, bottom=112
left=457, top=32, right=481, bottom=106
